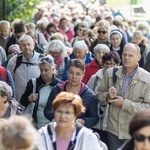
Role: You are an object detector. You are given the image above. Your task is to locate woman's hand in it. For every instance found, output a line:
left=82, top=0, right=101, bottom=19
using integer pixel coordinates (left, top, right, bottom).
left=28, top=93, right=38, bottom=102
left=76, top=118, right=85, bottom=126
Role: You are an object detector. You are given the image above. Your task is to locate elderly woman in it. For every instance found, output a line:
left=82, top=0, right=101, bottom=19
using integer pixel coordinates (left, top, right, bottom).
left=45, top=39, right=69, bottom=81
left=82, top=44, right=110, bottom=84
left=44, top=59, right=98, bottom=128
left=70, top=40, right=93, bottom=65
left=39, top=91, right=104, bottom=150
left=0, top=81, right=22, bottom=118
left=136, top=20, right=150, bottom=45
left=20, top=55, right=60, bottom=129
left=87, top=51, right=121, bottom=145
left=131, top=30, right=150, bottom=68
left=118, top=109, right=150, bottom=150
left=0, top=115, right=39, bottom=150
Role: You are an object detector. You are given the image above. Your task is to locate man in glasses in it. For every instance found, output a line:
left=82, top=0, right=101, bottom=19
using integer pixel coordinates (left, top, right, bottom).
left=96, top=43, right=150, bottom=150
left=7, top=35, right=43, bottom=103
left=90, top=20, right=111, bottom=54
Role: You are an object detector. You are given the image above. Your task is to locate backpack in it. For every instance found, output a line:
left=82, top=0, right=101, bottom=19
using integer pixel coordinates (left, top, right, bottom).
left=13, top=53, right=44, bottom=73
left=0, top=66, right=7, bottom=81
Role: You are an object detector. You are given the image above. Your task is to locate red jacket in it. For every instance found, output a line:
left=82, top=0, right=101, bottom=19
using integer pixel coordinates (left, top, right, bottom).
left=82, top=58, right=101, bottom=84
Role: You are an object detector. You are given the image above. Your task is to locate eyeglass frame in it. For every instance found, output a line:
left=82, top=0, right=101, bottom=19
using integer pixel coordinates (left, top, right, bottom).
left=55, top=109, right=74, bottom=117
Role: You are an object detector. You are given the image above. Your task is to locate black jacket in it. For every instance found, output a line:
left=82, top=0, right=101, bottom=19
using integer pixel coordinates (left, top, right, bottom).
left=20, top=76, right=60, bottom=123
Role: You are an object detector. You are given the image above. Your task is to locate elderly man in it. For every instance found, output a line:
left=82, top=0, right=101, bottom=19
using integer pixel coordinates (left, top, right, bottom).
left=7, top=35, right=43, bottom=103
left=96, top=43, right=150, bottom=150
left=0, top=20, right=11, bottom=49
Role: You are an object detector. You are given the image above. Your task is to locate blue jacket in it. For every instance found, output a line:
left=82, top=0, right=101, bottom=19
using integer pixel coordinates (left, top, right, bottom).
left=44, top=81, right=99, bottom=128
left=69, top=53, right=93, bottom=65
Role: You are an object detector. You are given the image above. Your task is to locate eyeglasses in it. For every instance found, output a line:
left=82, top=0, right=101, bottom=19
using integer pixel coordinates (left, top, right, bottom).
left=134, top=133, right=150, bottom=142
left=98, top=31, right=107, bottom=34
left=55, top=110, right=74, bottom=117
left=103, top=62, right=116, bottom=67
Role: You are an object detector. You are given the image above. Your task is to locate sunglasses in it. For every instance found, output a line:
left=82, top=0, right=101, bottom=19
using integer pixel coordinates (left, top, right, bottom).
left=40, top=57, right=53, bottom=64
left=98, top=31, right=107, bottom=34
left=134, top=133, right=150, bottom=142
left=8, top=51, right=18, bottom=55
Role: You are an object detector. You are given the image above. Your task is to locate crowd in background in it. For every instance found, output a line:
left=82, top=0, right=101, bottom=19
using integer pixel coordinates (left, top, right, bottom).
left=1, top=0, right=150, bottom=150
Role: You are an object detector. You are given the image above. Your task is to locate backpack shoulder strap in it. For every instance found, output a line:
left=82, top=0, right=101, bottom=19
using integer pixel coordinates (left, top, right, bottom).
left=0, top=66, right=7, bottom=81
left=31, top=78, right=36, bottom=94
left=13, top=53, right=23, bottom=73
left=113, top=67, right=119, bottom=87
left=93, top=76, right=99, bottom=92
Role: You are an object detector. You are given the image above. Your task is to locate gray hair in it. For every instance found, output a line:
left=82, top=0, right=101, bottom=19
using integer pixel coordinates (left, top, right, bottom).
left=39, top=55, right=56, bottom=69
left=0, top=20, right=10, bottom=28
left=0, top=81, right=12, bottom=100
left=73, top=40, right=89, bottom=52
left=26, top=22, right=36, bottom=31
left=19, top=34, right=34, bottom=44
left=45, top=39, right=67, bottom=59
left=93, top=44, right=110, bottom=54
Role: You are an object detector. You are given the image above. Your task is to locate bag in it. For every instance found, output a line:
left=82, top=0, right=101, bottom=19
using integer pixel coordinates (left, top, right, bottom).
left=23, top=78, right=36, bottom=118
left=94, top=67, right=119, bottom=131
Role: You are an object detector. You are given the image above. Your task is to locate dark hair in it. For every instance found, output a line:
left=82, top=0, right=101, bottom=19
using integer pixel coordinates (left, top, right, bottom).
left=13, top=20, right=26, bottom=34
left=68, top=59, right=85, bottom=71
left=102, top=51, right=121, bottom=65
left=46, top=22, right=57, bottom=33
left=129, top=110, right=150, bottom=136
left=59, top=17, right=68, bottom=26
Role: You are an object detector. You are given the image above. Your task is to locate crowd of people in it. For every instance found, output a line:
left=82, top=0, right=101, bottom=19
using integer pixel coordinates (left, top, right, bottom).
left=0, top=0, right=150, bottom=150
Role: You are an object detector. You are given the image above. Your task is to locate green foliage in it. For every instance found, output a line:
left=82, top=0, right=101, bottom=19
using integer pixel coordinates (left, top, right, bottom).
left=1, top=0, right=41, bottom=23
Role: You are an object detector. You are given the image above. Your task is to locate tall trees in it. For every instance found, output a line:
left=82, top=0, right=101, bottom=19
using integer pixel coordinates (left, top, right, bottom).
left=1, top=0, right=41, bottom=22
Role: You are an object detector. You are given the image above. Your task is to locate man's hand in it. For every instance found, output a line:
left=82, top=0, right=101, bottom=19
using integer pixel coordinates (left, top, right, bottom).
left=107, top=86, right=117, bottom=100
left=28, top=93, right=38, bottom=102
left=108, top=96, right=124, bottom=108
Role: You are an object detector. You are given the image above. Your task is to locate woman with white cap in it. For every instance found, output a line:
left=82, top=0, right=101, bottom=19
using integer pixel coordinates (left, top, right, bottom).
left=109, top=29, right=127, bottom=62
